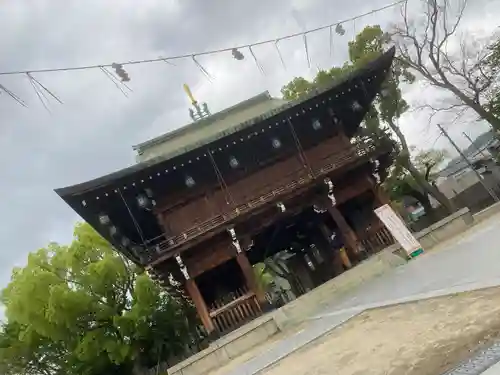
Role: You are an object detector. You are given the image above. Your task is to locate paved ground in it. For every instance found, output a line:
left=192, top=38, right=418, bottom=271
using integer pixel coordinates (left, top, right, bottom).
left=313, top=215, right=500, bottom=319
left=264, top=288, right=500, bottom=375
left=482, top=360, right=500, bottom=375
left=218, top=217, right=500, bottom=375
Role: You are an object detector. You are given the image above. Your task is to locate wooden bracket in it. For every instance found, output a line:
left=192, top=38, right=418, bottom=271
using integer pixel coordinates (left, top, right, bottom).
left=227, top=228, right=242, bottom=253
left=175, top=254, right=190, bottom=280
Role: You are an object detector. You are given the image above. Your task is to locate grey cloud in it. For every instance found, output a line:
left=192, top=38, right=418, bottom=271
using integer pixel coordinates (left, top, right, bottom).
left=0, top=0, right=492, bottom=291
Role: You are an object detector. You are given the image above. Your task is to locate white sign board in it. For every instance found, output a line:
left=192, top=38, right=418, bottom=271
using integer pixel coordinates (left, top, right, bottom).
left=374, top=204, right=423, bottom=257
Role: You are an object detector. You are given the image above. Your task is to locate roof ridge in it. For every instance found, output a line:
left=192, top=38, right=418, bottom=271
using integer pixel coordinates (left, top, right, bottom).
left=133, top=91, right=273, bottom=152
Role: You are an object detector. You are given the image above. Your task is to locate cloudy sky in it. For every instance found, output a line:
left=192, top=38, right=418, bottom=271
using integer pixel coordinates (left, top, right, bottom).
left=0, top=0, right=498, bottom=290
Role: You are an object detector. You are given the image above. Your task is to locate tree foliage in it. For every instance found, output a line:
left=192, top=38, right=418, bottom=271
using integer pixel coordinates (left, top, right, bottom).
left=281, top=25, right=454, bottom=212
left=0, top=223, right=199, bottom=375
left=281, top=26, right=404, bottom=147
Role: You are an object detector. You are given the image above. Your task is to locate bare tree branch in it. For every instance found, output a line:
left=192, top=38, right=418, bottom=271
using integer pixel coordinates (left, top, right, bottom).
left=415, top=102, right=467, bottom=113
left=392, top=0, right=500, bottom=130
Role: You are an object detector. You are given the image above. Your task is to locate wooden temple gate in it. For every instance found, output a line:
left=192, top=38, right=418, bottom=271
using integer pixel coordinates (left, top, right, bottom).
left=55, top=47, right=398, bottom=340
left=160, top=163, right=396, bottom=336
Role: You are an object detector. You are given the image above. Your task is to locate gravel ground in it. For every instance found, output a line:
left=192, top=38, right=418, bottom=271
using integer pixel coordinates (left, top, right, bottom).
left=262, top=287, right=500, bottom=375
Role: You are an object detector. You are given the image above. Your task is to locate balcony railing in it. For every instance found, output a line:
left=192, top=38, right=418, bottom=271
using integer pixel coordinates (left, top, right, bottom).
left=152, top=141, right=385, bottom=258
left=208, top=288, right=262, bottom=334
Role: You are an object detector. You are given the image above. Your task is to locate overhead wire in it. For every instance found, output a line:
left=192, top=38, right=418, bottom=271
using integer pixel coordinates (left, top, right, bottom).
left=0, top=85, right=26, bottom=106
left=274, top=40, right=287, bottom=70
left=99, top=67, right=132, bottom=97
left=27, top=73, right=63, bottom=104
left=27, top=74, right=51, bottom=113
left=287, top=118, right=315, bottom=177
left=117, top=188, right=147, bottom=248
left=0, top=0, right=407, bottom=77
left=207, top=150, right=236, bottom=206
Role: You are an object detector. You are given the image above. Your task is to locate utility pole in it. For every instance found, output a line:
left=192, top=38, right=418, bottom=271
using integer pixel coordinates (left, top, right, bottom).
left=438, top=124, right=499, bottom=202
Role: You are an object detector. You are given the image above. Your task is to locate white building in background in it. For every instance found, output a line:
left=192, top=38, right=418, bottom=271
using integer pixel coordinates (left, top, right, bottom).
left=435, top=130, right=500, bottom=201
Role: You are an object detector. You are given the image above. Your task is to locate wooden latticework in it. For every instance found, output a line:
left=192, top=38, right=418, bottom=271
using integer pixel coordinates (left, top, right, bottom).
left=360, top=226, right=395, bottom=254
left=208, top=287, right=262, bottom=334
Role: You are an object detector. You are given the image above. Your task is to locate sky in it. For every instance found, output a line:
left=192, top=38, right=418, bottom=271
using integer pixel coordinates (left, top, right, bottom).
left=0, top=0, right=498, bottom=291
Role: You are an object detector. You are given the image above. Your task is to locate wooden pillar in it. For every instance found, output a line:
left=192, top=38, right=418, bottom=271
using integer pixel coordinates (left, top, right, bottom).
left=326, top=206, right=357, bottom=268
left=318, top=222, right=345, bottom=275
left=228, top=228, right=266, bottom=305
left=176, top=255, right=215, bottom=334
left=323, top=178, right=358, bottom=266
left=236, top=252, right=266, bottom=303
left=184, top=278, right=215, bottom=333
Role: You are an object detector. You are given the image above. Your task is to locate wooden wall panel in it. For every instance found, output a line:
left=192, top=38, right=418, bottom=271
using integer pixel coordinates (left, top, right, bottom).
left=184, top=238, right=235, bottom=278
left=158, top=136, right=352, bottom=237
left=305, top=137, right=351, bottom=171
left=334, top=176, right=372, bottom=202
left=229, top=155, right=306, bottom=203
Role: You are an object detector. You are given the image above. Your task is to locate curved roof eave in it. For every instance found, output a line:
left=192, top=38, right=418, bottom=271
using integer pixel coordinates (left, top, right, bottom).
left=55, top=46, right=396, bottom=199
left=132, top=91, right=274, bottom=152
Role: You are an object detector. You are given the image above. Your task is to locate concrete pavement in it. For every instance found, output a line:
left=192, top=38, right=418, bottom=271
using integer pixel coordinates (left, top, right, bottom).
left=312, top=216, right=500, bottom=319
left=481, top=361, right=500, bottom=375
left=222, top=217, right=500, bottom=375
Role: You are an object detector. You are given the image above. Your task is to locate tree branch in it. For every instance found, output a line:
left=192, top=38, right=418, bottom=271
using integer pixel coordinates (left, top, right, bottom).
left=392, top=0, right=500, bottom=130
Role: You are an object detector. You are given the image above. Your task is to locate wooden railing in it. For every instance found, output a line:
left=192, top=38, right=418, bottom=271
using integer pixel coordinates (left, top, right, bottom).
left=360, top=226, right=395, bottom=254
left=208, top=288, right=262, bottom=334
left=154, top=142, right=381, bottom=254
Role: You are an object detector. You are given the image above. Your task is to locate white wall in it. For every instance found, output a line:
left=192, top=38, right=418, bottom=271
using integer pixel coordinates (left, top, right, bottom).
left=436, top=169, right=482, bottom=198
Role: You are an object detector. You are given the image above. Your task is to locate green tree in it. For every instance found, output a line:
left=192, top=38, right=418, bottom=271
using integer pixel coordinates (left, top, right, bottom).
left=281, top=25, right=454, bottom=212
left=253, top=263, right=273, bottom=292
left=0, top=321, right=68, bottom=375
left=1, top=223, right=199, bottom=375
left=281, top=77, right=314, bottom=101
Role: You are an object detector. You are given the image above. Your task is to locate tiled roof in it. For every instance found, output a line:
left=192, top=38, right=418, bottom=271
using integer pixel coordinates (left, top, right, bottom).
left=55, top=46, right=396, bottom=197
left=133, top=91, right=285, bottom=154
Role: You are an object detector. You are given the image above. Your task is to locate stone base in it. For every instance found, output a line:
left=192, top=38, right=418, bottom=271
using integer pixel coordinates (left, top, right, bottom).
left=168, top=315, right=279, bottom=375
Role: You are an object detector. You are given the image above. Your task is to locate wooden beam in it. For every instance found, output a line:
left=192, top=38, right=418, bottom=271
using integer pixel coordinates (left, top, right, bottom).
left=208, top=292, right=255, bottom=318
left=326, top=205, right=357, bottom=267
left=339, top=247, right=353, bottom=269
left=183, top=239, right=235, bottom=278
left=317, top=222, right=345, bottom=275
left=236, top=195, right=314, bottom=238
left=184, top=278, right=215, bottom=333
left=148, top=152, right=389, bottom=267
